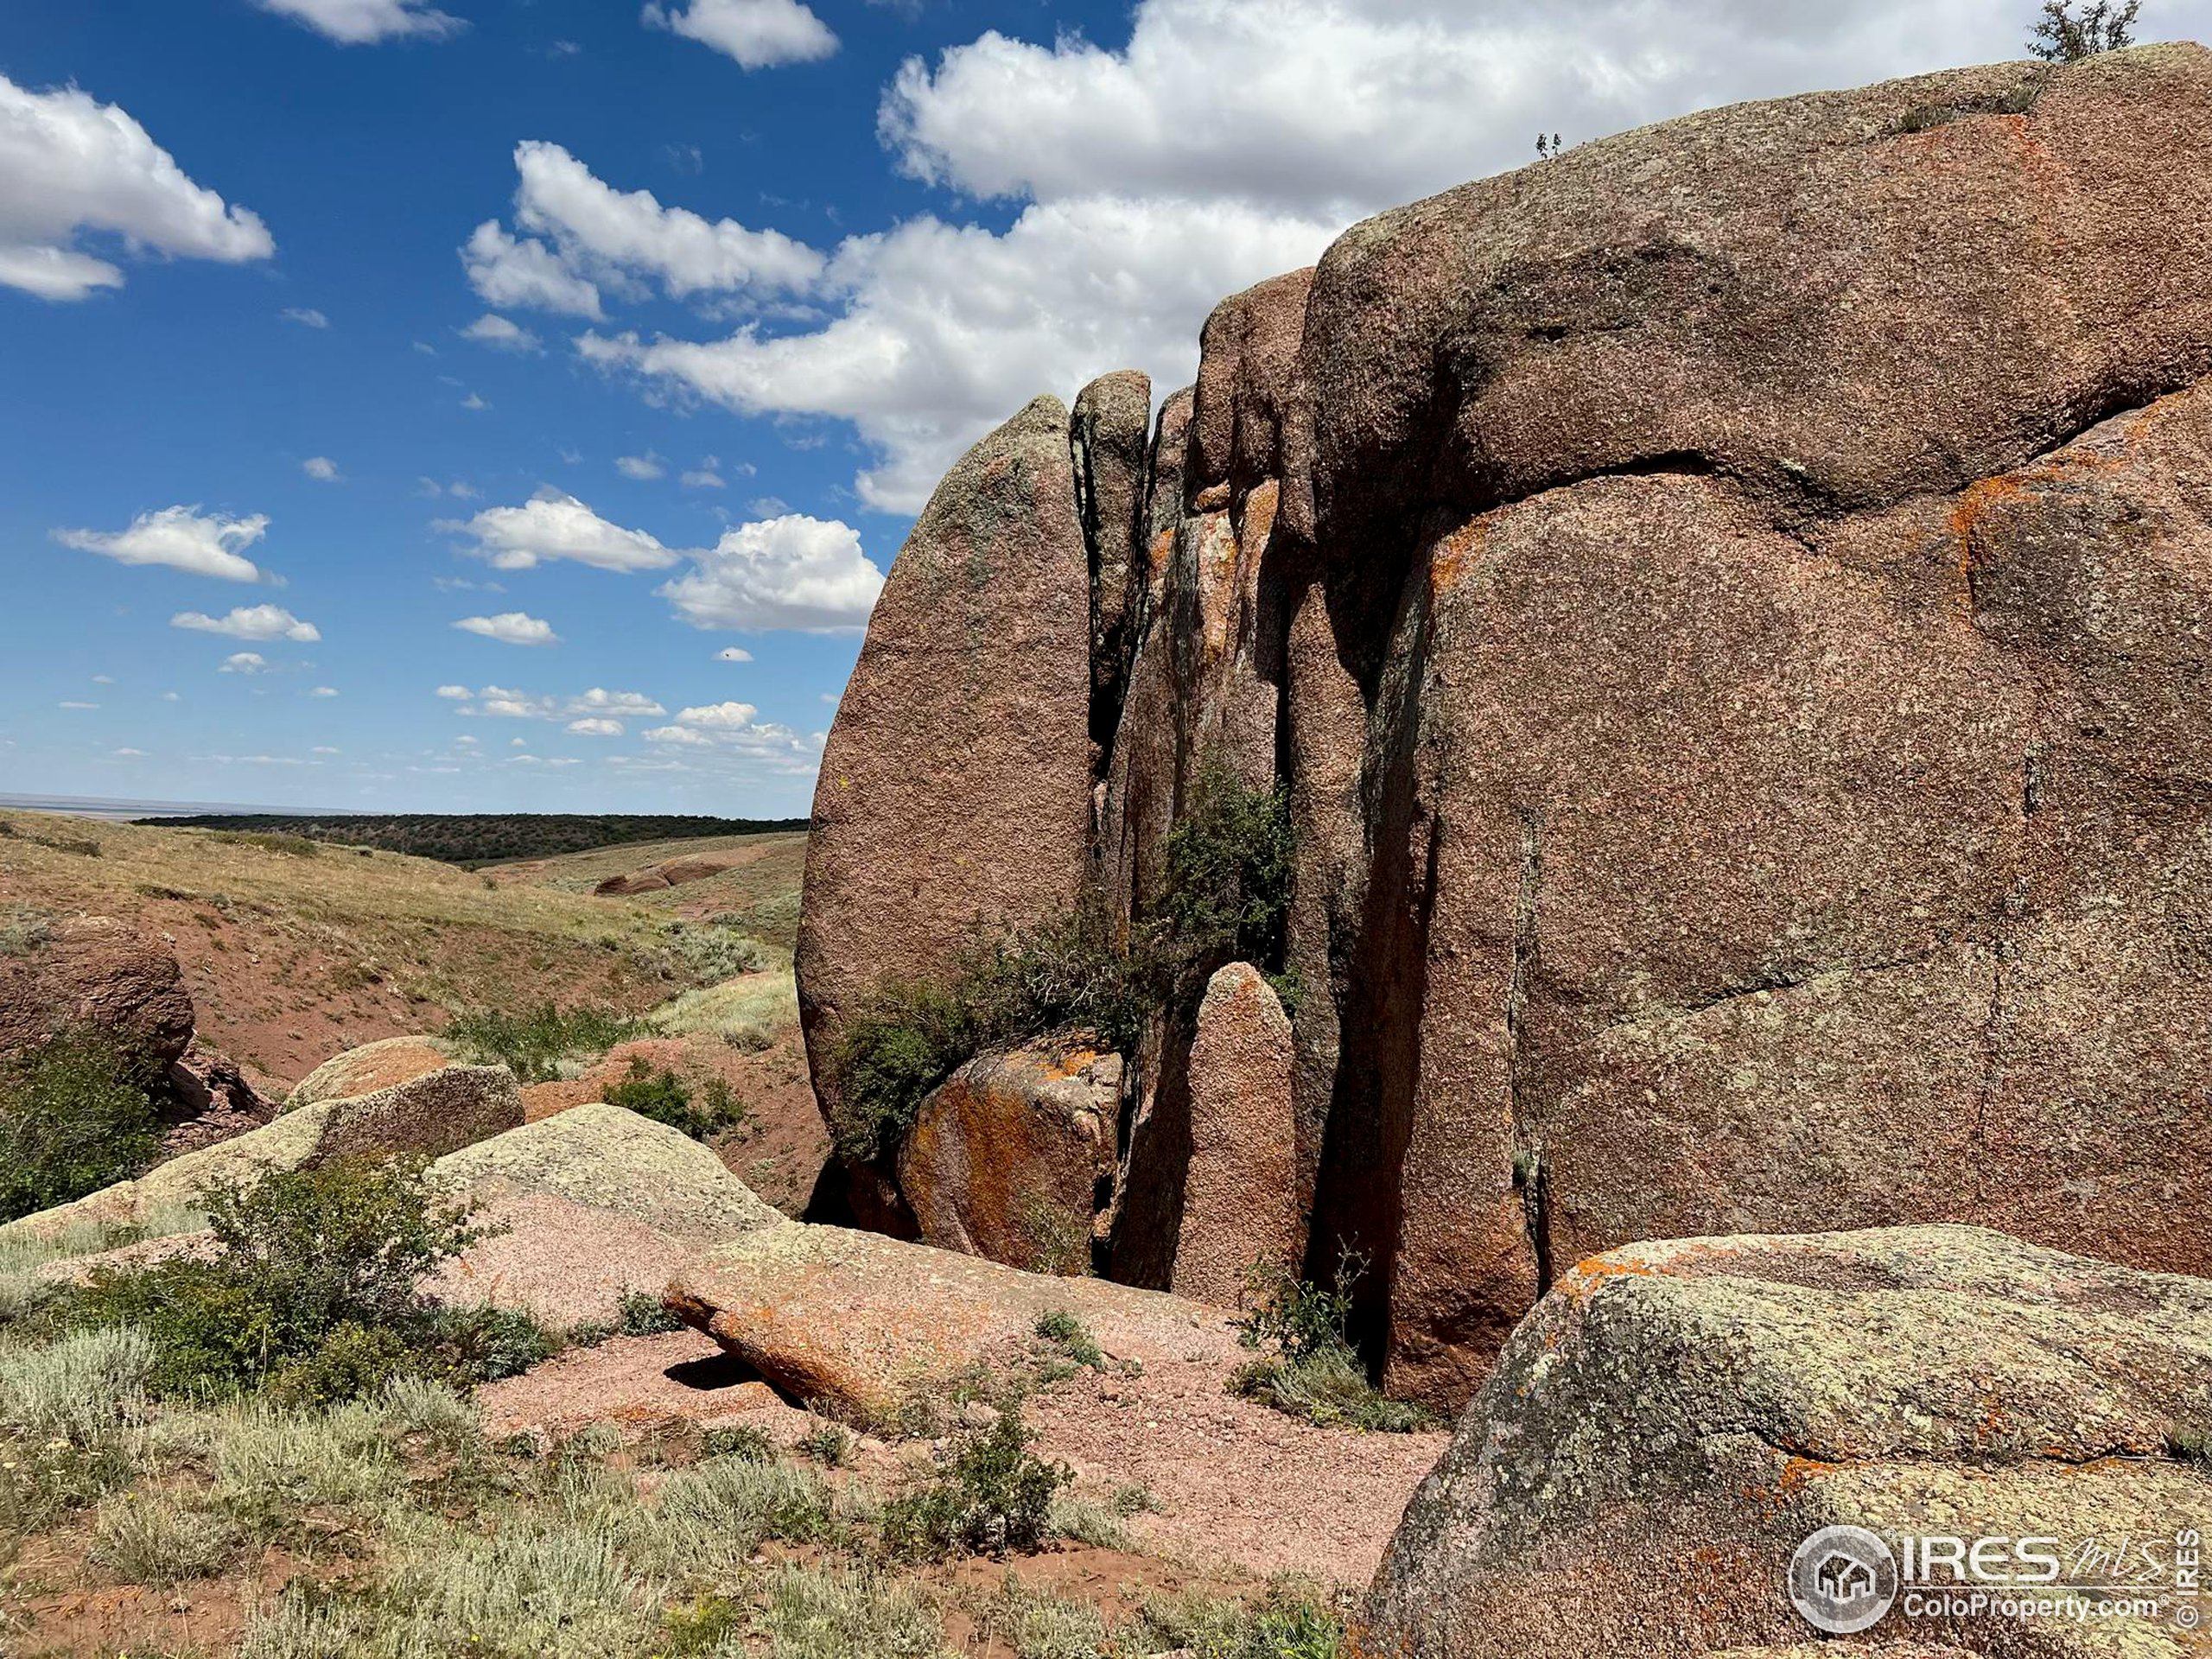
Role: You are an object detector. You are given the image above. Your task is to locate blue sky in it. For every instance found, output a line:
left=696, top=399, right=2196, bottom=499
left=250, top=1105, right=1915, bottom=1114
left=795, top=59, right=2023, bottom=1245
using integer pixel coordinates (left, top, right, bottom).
left=5, top=0, right=2208, bottom=815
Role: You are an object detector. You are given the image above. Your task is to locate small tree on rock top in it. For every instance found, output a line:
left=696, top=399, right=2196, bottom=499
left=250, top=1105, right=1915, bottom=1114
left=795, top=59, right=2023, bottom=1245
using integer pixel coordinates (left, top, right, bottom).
left=2028, top=0, right=2143, bottom=61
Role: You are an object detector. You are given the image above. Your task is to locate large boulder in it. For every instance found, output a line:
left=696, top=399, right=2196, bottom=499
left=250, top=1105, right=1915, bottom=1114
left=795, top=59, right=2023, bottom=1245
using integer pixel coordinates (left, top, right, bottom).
left=799, top=42, right=2212, bottom=1412
left=289, top=1034, right=456, bottom=1109
left=1173, top=964, right=1297, bottom=1307
left=798, top=397, right=1095, bottom=1136
left=1363, top=1226, right=2212, bottom=1659
left=896, top=1036, right=1119, bottom=1274
left=1293, top=42, right=2212, bottom=1406
left=666, top=1222, right=1228, bottom=1427
left=431, top=1103, right=785, bottom=1326
left=0, top=916, right=193, bottom=1070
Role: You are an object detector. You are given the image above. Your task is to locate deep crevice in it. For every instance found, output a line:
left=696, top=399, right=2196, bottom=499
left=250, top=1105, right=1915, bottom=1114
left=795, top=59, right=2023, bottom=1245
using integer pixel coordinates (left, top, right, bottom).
left=1505, top=807, right=1550, bottom=1295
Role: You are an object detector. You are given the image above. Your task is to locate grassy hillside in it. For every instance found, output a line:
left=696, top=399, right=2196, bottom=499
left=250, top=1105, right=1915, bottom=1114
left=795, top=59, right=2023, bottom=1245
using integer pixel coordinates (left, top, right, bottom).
left=141, top=813, right=808, bottom=868
left=485, top=830, right=808, bottom=950
left=0, top=813, right=806, bottom=1086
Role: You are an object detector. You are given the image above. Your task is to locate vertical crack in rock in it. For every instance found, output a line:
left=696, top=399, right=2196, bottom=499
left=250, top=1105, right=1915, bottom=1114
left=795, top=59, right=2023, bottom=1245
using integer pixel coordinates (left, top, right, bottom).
left=1504, top=807, right=1551, bottom=1294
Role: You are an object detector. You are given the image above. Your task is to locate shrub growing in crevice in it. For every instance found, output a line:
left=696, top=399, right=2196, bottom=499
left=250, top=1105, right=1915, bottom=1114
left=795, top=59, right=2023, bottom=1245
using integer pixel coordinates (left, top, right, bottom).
left=828, top=764, right=1294, bottom=1166
left=1230, top=1255, right=1437, bottom=1434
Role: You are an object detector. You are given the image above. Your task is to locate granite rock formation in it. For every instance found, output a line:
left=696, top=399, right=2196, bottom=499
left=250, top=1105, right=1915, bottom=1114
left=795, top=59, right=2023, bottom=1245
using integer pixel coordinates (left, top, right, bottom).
left=798, top=44, right=2212, bottom=1408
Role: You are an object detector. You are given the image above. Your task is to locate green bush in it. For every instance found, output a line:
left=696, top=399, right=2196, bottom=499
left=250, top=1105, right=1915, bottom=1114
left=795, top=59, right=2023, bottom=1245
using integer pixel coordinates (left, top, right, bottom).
left=1230, top=1255, right=1436, bottom=1435
left=615, top=1287, right=685, bottom=1337
left=1034, top=1310, right=1104, bottom=1370
left=0, top=1029, right=164, bottom=1223
left=63, top=1156, right=488, bottom=1402
left=701, top=1423, right=778, bottom=1464
left=444, top=1003, right=643, bottom=1084
left=2028, top=0, right=2139, bottom=61
left=602, top=1059, right=747, bottom=1142
left=880, top=1399, right=1069, bottom=1560
left=826, top=765, right=1294, bottom=1166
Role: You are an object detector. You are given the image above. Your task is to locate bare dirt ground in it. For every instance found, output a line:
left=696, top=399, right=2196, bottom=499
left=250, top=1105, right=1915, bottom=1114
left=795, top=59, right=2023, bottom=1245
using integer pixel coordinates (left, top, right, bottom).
left=479, top=1324, right=1449, bottom=1586
left=1, top=813, right=766, bottom=1087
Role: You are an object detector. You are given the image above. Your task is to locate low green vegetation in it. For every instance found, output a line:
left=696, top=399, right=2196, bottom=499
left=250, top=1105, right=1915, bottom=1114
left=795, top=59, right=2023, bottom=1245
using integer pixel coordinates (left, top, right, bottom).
left=880, top=1399, right=1071, bottom=1560
left=602, top=1058, right=748, bottom=1142
left=0, top=1029, right=165, bottom=1224
left=1230, top=1256, right=1438, bottom=1435
left=2028, top=0, right=2139, bottom=61
left=1034, top=1309, right=1105, bottom=1371
left=830, top=764, right=1294, bottom=1164
left=445, top=1001, right=645, bottom=1083
left=47, top=1156, right=550, bottom=1403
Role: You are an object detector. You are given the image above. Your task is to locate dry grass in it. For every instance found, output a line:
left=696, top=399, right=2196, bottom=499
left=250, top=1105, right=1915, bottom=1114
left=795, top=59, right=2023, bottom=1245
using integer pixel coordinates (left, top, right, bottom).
left=486, top=831, right=808, bottom=948
left=0, top=810, right=685, bottom=956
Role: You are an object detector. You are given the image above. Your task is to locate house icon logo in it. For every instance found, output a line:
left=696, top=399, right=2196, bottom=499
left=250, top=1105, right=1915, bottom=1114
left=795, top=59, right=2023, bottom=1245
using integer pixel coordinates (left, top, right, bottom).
left=1789, top=1526, right=1898, bottom=1634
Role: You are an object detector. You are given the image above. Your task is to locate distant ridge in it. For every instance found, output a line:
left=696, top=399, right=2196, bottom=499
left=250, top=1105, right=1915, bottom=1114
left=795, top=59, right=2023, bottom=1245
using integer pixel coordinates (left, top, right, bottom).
left=0, top=792, right=349, bottom=822
left=143, top=810, right=808, bottom=868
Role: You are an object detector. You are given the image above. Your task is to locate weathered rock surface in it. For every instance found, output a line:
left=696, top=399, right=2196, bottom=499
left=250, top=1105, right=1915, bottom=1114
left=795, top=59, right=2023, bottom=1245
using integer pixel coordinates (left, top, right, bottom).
left=797, top=397, right=1094, bottom=1135
left=432, top=1103, right=786, bottom=1325
left=896, top=1037, right=1119, bottom=1273
left=158, top=1039, right=277, bottom=1160
left=0, top=916, right=194, bottom=1071
left=798, top=43, right=2212, bottom=1408
left=3, top=1056, right=522, bottom=1240
left=666, top=1222, right=1227, bottom=1426
left=1364, top=1225, right=2212, bottom=1659
left=1173, top=964, right=1296, bottom=1307
left=592, top=853, right=739, bottom=897
left=288, top=1034, right=456, bottom=1109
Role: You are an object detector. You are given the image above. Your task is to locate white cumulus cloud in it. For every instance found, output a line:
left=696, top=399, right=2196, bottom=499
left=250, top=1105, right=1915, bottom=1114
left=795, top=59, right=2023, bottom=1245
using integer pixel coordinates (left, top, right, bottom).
left=454, top=611, right=562, bottom=646
left=462, top=219, right=604, bottom=319
left=302, top=456, right=340, bottom=481
left=561, top=0, right=2197, bottom=513
left=309, top=686, right=340, bottom=697
left=580, top=196, right=1333, bottom=510
left=658, top=513, right=884, bottom=632
left=642, top=0, right=838, bottom=69
left=442, top=488, right=676, bottom=573
left=616, top=452, right=666, bottom=480
left=282, top=306, right=329, bottom=327
left=54, top=505, right=270, bottom=582
left=219, top=652, right=268, bottom=674
left=173, top=604, right=321, bottom=642
left=460, top=313, right=542, bottom=352
left=715, top=645, right=753, bottom=662
left=254, top=0, right=462, bottom=44
left=567, top=716, right=625, bottom=736
left=466, top=142, right=825, bottom=325
left=0, top=74, right=273, bottom=301
left=444, top=684, right=666, bottom=721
